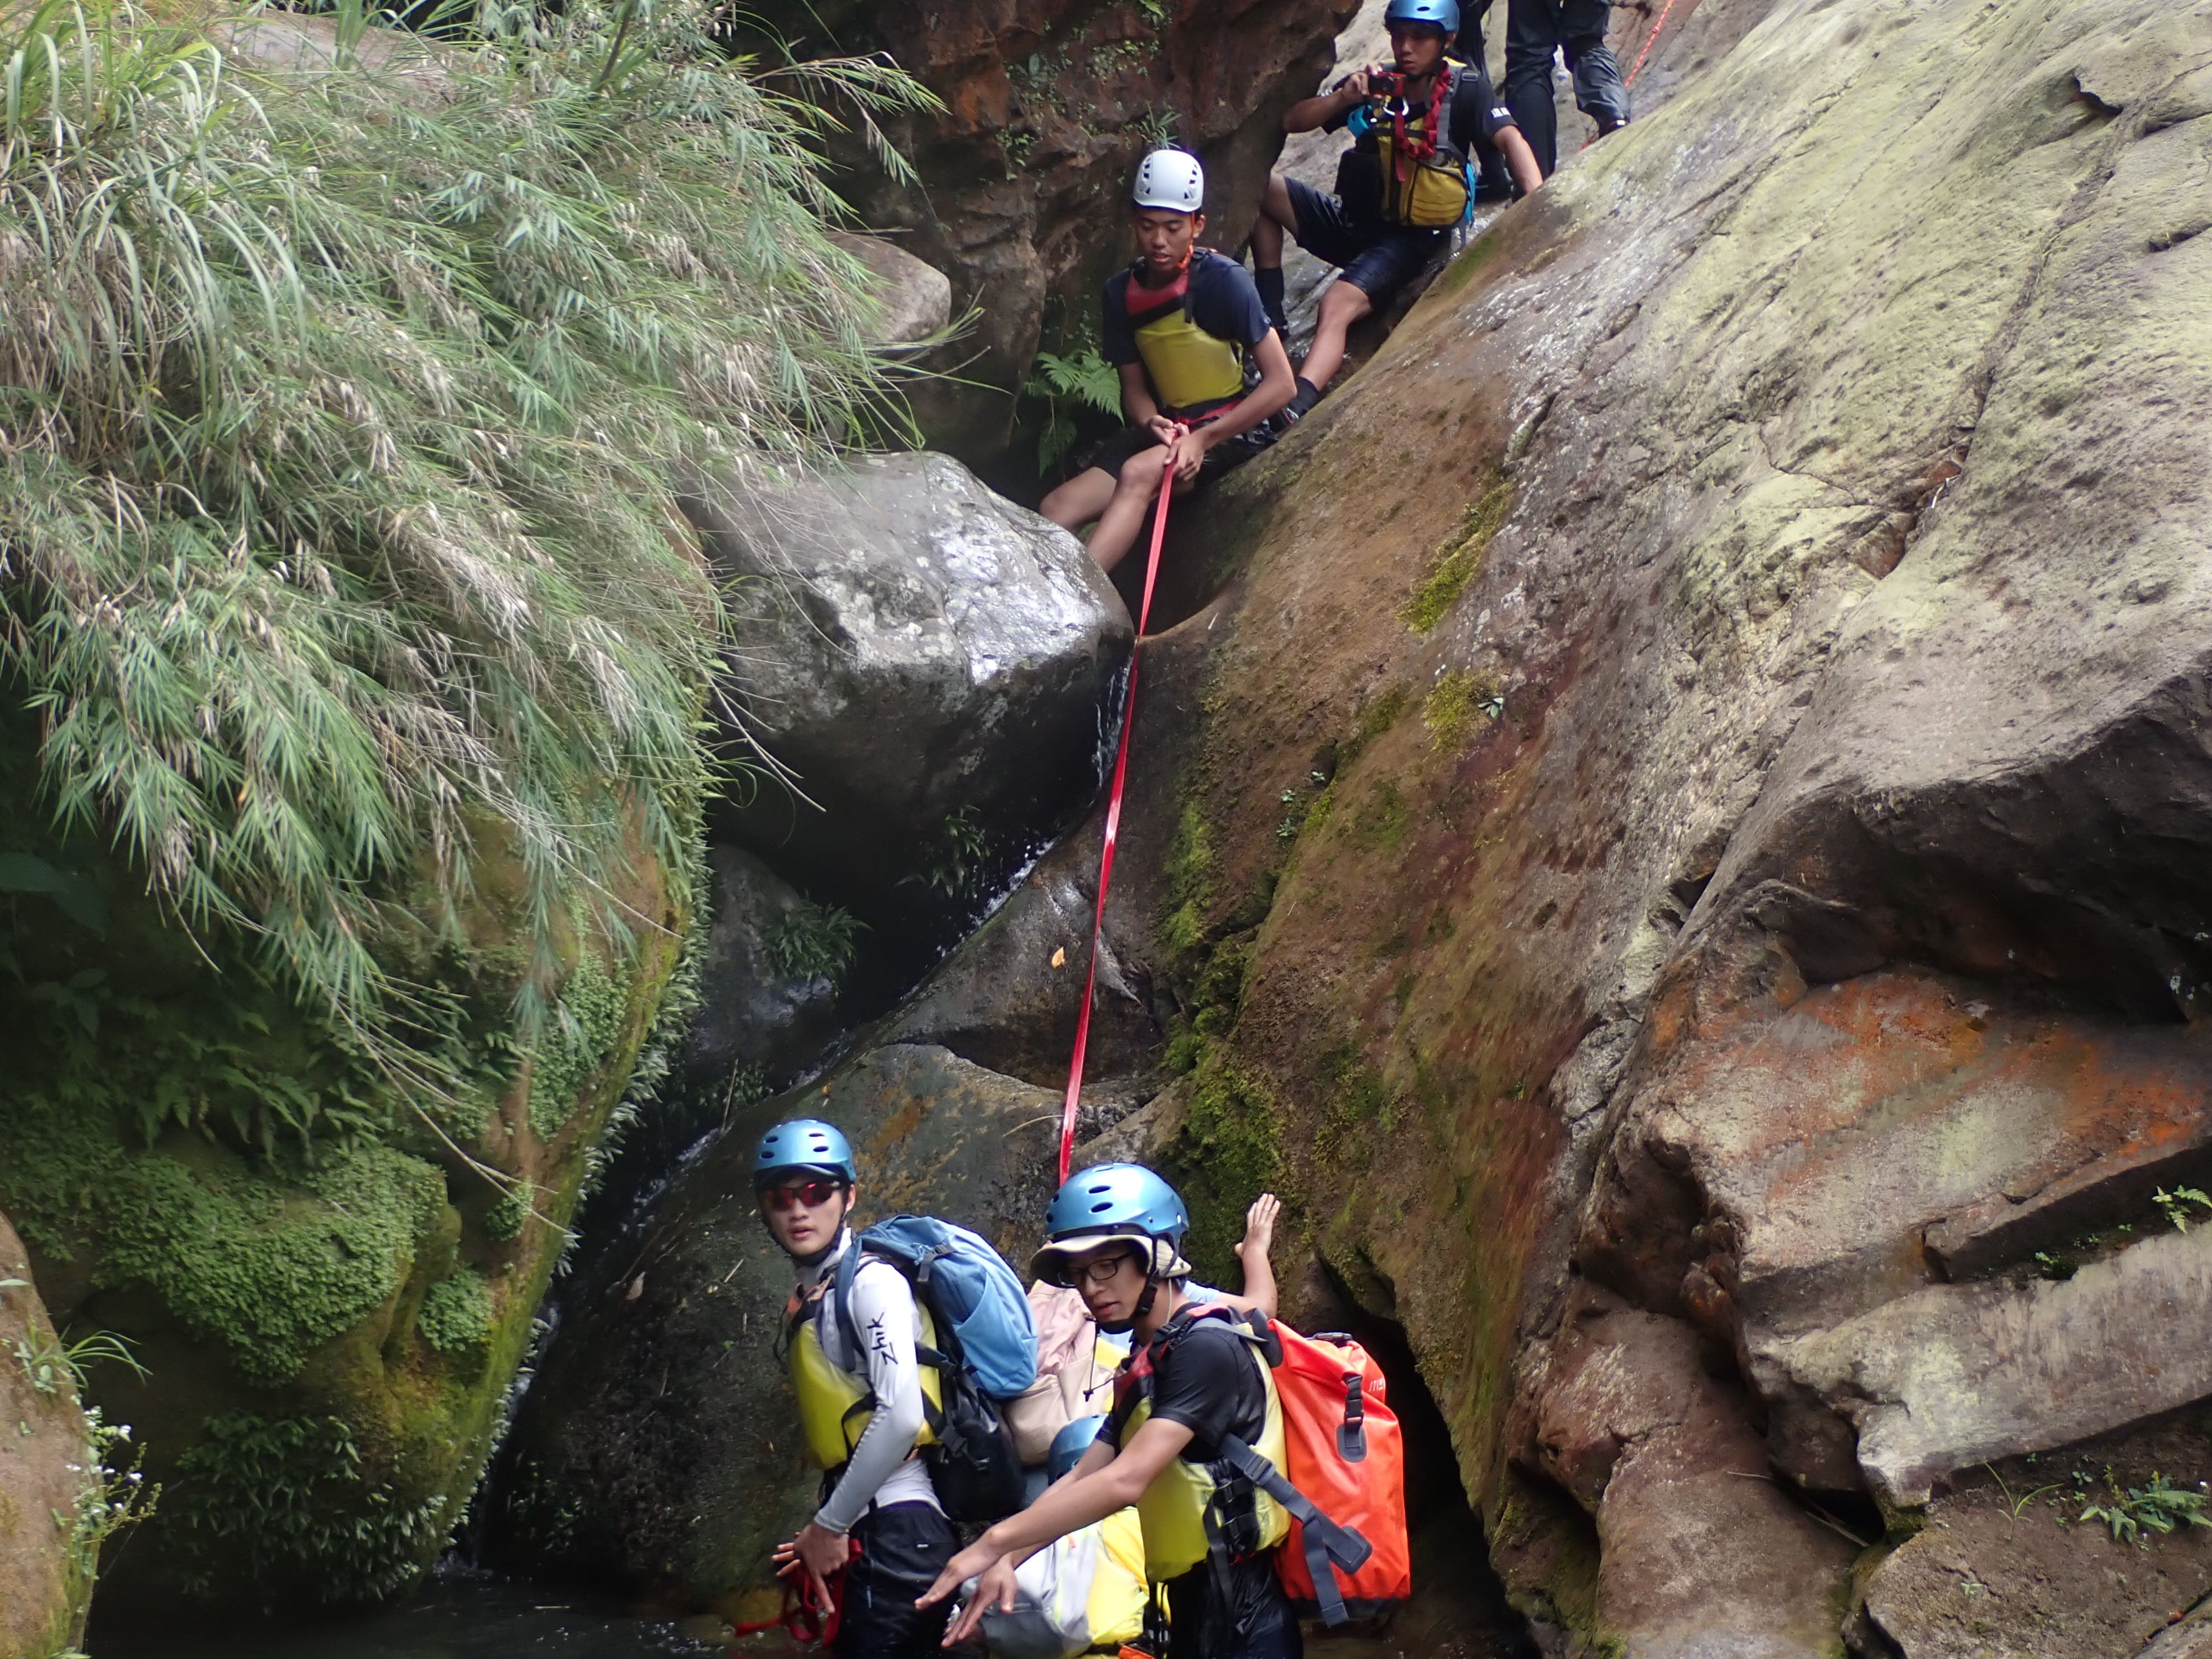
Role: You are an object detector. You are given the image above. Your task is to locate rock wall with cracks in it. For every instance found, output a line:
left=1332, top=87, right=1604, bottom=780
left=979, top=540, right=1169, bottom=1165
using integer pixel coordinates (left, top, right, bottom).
left=1081, top=0, right=2212, bottom=1652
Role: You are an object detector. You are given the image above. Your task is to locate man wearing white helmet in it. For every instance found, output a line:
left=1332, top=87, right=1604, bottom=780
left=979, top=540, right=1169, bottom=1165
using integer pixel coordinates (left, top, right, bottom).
left=1039, top=149, right=1296, bottom=574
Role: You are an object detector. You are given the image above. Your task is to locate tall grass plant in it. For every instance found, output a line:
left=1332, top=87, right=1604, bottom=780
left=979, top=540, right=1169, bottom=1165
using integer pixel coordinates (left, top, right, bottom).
left=0, top=0, right=933, bottom=1134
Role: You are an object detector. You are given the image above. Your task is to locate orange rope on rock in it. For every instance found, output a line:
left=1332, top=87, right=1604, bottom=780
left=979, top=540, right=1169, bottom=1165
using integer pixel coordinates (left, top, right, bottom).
left=1058, top=442, right=1180, bottom=1185
left=1625, top=0, right=1682, bottom=86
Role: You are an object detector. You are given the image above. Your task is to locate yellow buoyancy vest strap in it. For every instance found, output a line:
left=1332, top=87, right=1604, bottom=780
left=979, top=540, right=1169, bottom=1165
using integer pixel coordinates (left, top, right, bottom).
left=1087, top=1507, right=1149, bottom=1650
left=1133, top=305, right=1247, bottom=414
left=788, top=1293, right=942, bottom=1470
left=1117, top=1335, right=1288, bottom=1579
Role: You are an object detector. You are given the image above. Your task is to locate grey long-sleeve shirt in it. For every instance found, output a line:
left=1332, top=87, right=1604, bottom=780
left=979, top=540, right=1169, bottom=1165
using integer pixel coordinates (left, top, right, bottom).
left=800, top=1231, right=942, bottom=1533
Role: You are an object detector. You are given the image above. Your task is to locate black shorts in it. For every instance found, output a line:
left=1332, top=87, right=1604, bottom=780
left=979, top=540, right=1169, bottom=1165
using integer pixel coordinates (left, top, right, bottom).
left=1285, top=178, right=1446, bottom=306
left=1073, top=415, right=1280, bottom=488
left=1164, top=1554, right=1303, bottom=1659
left=833, top=1501, right=956, bottom=1658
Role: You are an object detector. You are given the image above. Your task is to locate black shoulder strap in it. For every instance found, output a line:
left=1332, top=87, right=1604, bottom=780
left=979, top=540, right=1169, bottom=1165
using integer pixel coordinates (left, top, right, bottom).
left=1217, top=1433, right=1374, bottom=1627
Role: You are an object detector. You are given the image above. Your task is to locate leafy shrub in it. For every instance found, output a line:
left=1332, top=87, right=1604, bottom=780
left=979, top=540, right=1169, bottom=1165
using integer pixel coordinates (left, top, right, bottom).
left=764, top=901, right=866, bottom=985
left=1023, top=341, right=1123, bottom=471
left=0, top=0, right=932, bottom=1136
left=416, top=1270, right=494, bottom=1354
left=2080, top=1470, right=2211, bottom=1545
left=170, top=1411, right=447, bottom=1604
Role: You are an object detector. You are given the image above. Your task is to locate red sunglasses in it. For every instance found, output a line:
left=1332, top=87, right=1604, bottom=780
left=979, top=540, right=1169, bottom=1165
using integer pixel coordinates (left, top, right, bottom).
left=762, top=1180, right=846, bottom=1212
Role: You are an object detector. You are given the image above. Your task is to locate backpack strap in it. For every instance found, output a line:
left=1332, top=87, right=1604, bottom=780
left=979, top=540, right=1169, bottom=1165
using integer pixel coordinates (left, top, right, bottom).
left=828, top=1249, right=949, bottom=1448
left=1215, top=1433, right=1374, bottom=1628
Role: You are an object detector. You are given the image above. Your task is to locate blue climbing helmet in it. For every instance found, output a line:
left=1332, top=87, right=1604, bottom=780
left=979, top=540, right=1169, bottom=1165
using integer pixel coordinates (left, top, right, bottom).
left=752, top=1118, right=857, bottom=1188
left=1049, top=1415, right=1110, bottom=1481
left=1029, top=1162, right=1191, bottom=1285
left=1383, top=0, right=1459, bottom=30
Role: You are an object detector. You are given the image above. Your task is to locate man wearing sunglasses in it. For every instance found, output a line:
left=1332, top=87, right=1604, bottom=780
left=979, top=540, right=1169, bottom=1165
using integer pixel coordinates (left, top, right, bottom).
left=758, top=1118, right=956, bottom=1657
left=920, top=1165, right=1299, bottom=1659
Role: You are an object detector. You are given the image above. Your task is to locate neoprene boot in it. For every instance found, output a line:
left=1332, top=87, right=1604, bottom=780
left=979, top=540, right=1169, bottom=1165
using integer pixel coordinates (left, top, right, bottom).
left=1275, top=375, right=1322, bottom=428
left=1254, top=266, right=1289, bottom=338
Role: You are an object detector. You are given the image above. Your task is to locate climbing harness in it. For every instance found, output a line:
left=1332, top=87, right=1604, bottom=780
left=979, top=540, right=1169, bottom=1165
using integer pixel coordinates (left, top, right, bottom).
left=1057, top=444, right=1179, bottom=1184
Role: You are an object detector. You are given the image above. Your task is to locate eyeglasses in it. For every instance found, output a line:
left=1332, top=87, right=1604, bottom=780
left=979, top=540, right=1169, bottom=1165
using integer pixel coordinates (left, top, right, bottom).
left=1071, top=1251, right=1141, bottom=1287
left=761, top=1180, right=845, bottom=1212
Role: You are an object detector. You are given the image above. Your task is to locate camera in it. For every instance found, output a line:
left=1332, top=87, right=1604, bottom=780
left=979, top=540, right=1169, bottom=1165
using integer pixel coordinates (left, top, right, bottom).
left=1365, top=67, right=1405, bottom=102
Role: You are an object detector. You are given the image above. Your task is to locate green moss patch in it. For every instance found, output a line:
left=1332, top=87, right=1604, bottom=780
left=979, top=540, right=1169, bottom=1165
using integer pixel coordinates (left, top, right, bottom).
left=169, top=1413, right=448, bottom=1608
left=416, top=1270, right=494, bottom=1355
left=1402, top=478, right=1514, bottom=633
left=1177, top=1055, right=1284, bottom=1281
left=1423, top=670, right=1505, bottom=753
left=1160, top=805, right=1218, bottom=958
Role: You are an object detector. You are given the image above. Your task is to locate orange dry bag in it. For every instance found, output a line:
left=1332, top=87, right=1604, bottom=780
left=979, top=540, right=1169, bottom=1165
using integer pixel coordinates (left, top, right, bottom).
left=1266, top=1323, right=1411, bottom=1621
left=1209, top=1313, right=1412, bottom=1625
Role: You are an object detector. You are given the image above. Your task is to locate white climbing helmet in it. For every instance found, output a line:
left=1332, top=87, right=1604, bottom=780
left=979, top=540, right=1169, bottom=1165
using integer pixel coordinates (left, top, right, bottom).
left=1132, top=149, right=1205, bottom=214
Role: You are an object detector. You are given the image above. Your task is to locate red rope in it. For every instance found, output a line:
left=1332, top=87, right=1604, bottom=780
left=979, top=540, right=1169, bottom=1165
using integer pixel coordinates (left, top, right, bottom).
left=1624, top=0, right=1681, bottom=86
left=1058, top=442, right=1179, bottom=1185
left=733, top=1542, right=857, bottom=1644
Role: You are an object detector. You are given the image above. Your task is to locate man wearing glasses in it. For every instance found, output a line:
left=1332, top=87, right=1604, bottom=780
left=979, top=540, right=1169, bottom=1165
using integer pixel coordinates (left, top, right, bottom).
left=757, top=1118, right=954, bottom=1657
left=920, top=1165, right=1300, bottom=1659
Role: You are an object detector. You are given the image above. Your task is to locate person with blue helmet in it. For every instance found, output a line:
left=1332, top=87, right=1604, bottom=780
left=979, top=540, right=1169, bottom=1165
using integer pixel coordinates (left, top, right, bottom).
left=1039, top=149, right=1297, bottom=575
left=1247, top=0, right=1542, bottom=420
left=753, top=1118, right=957, bottom=1657
left=922, top=1166, right=1298, bottom=1659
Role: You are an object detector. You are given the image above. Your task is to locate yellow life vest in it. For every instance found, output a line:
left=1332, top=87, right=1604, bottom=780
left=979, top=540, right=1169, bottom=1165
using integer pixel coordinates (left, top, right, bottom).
left=1356, top=62, right=1475, bottom=228
left=1115, top=1316, right=1290, bottom=1580
left=1123, top=261, right=1248, bottom=414
left=1086, top=1507, right=1149, bottom=1651
left=787, top=1287, right=943, bottom=1470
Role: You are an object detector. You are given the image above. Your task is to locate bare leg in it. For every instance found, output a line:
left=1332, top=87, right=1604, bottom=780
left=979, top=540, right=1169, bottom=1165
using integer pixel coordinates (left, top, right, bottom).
left=1041, top=466, right=1118, bottom=533
left=1301, top=278, right=1375, bottom=394
left=1086, top=450, right=1170, bottom=572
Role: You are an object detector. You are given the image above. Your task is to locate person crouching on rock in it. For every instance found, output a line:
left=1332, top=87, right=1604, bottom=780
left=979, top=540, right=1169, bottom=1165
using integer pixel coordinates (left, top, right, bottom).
left=1039, top=149, right=1296, bottom=575
left=1248, top=0, right=1543, bottom=417
left=759, top=1118, right=956, bottom=1657
left=920, top=1165, right=1302, bottom=1659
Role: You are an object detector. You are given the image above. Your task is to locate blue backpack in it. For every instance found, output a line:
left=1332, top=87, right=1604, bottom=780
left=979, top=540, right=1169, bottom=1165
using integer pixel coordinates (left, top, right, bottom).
left=835, top=1215, right=1037, bottom=1522
left=836, top=1214, right=1038, bottom=1396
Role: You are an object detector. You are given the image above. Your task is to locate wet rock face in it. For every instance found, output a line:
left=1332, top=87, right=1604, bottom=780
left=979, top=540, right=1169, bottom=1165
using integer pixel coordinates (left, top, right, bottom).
left=879, top=797, right=1164, bottom=1088
left=0, top=1217, right=91, bottom=1659
left=493, top=1044, right=1071, bottom=1613
left=692, top=452, right=1131, bottom=912
left=1076, top=0, right=2212, bottom=1650
left=682, top=844, right=845, bottom=1088
left=731, top=0, right=1354, bottom=467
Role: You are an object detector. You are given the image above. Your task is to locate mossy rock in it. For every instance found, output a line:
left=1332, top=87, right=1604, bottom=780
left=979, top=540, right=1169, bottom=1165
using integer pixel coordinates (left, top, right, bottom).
left=0, top=794, right=694, bottom=1618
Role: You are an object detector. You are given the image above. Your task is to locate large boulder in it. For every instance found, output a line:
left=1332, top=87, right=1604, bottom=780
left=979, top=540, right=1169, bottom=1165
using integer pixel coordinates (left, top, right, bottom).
left=0, top=1219, right=93, bottom=1659
left=878, top=799, right=1165, bottom=1089
left=1056, top=0, right=2212, bottom=1650
left=693, top=451, right=1132, bottom=912
left=826, top=231, right=953, bottom=348
left=492, top=1044, right=1072, bottom=1615
left=0, top=801, right=691, bottom=1621
left=721, top=0, right=1355, bottom=468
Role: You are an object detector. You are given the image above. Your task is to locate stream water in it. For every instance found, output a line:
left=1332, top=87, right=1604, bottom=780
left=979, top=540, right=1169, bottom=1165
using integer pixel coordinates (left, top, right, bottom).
left=93, top=1572, right=1531, bottom=1659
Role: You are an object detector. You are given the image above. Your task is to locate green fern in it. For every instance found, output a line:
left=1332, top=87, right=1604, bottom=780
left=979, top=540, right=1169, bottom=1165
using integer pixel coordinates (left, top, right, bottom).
left=2081, top=1470, right=2212, bottom=1545
left=1023, top=343, right=1124, bottom=470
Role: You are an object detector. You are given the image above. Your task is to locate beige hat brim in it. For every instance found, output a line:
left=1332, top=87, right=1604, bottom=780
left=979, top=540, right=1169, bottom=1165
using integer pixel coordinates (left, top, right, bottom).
left=1030, top=1233, right=1192, bottom=1286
